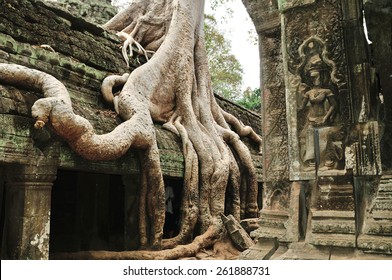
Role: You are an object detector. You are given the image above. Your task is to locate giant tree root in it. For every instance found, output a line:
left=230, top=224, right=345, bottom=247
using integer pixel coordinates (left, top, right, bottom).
left=51, top=225, right=222, bottom=260
left=0, top=0, right=262, bottom=259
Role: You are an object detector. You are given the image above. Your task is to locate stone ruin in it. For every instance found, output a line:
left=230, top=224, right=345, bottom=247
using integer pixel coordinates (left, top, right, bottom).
left=0, top=0, right=262, bottom=259
left=0, top=0, right=391, bottom=259
left=242, top=0, right=392, bottom=259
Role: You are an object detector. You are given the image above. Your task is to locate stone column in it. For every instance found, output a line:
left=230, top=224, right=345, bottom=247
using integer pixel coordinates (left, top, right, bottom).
left=2, top=163, right=57, bottom=259
left=0, top=167, right=5, bottom=250
left=279, top=0, right=381, bottom=248
left=358, top=0, right=392, bottom=255
left=364, top=0, right=392, bottom=170
left=242, top=0, right=300, bottom=243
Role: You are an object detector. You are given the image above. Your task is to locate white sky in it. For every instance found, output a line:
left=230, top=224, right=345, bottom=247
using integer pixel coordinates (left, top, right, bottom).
left=205, top=0, right=260, bottom=91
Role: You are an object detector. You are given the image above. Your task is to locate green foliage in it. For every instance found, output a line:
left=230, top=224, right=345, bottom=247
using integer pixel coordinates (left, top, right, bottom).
left=236, top=87, right=261, bottom=112
left=209, top=0, right=234, bottom=11
left=208, top=0, right=234, bottom=21
left=204, top=14, right=243, bottom=100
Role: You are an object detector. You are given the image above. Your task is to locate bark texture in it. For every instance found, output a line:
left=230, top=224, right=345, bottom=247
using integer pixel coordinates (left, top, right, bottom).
left=0, top=0, right=261, bottom=259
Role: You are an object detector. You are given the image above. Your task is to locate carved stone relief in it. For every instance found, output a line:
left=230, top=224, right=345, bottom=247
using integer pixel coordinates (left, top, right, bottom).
left=243, top=0, right=289, bottom=182
left=282, top=0, right=350, bottom=180
left=295, top=36, right=345, bottom=173
left=262, top=35, right=290, bottom=182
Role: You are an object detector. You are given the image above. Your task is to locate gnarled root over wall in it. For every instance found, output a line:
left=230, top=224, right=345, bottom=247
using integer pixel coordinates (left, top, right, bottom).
left=0, top=0, right=262, bottom=259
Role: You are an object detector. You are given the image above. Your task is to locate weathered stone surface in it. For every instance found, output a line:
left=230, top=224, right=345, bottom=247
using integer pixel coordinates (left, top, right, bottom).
left=221, top=214, right=255, bottom=252
left=243, top=0, right=388, bottom=257
left=358, top=175, right=392, bottom=254
left=364, top=0, right=392, bottom=171
left=273, top=242, right=330, bottom=260
left=329, top=246, right=392, bottom=260
left=252, top=181, right=301, bottom=242
left=269, top=0, right=380, bottom=183
left=0, top=0, right=127, bottom=73
left=269, top=241, right=392, bottom=259
left=2, top=163, right=57, bottom=259
left=278, top=0, right=316, bottom=12
left=43, top=0, right=116, bottom=25
left=304, top=177, right=357, bottom=248
left=243, top=0, right=288, bottom=182
left=240, top=218, right=259, bottom=234
left=242, top=0, right=299, bottom=244
left=282, top=0, right=356, bottom=180
left=240, top=238, right=279, bottom=260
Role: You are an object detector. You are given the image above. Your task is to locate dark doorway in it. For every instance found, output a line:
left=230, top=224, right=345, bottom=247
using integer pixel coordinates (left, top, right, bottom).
left=49, top=170, right=125, bottom=254
left=163, top=178, right=183, bottom=239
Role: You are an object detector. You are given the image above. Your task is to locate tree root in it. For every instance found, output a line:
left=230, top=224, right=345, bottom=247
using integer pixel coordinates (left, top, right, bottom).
left=117, top=31, right=152, bottom=67
left=51, top=224, right=223, bottom=260
left=222, top=110, right=263, bottom=154
left=0, top=63, right=165, bottom=249
left=101, top=73, right=130, bottom=113
left=0, top=0, right=263, bottom=260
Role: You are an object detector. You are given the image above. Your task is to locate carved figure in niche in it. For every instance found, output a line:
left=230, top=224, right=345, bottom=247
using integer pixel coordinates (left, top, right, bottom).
left=296, top=36, right=343, bottom=171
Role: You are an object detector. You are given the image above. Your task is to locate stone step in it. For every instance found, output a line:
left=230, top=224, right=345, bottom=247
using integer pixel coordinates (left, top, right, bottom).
left=372, top=176, right=392, bottom=211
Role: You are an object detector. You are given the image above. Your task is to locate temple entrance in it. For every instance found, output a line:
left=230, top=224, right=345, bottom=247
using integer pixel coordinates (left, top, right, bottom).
left=163, top=178, right=183, bottom=239
left=50, top=172, right=186, bottom=254
left=49, top=170, right=125, bottom=255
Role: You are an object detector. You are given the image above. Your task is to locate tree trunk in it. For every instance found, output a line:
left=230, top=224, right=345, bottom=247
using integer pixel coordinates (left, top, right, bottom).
left=0, top=0, right=262, bottom=259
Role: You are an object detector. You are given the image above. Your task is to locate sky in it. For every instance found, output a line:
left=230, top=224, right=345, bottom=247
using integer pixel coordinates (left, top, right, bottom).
left=111, top=0, right=260, bottom=91
left=205, top=0, right=260, bottom=91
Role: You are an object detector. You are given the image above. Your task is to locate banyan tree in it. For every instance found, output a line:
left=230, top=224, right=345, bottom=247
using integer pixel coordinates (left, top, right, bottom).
left=0, top=0, right=262, bottom=259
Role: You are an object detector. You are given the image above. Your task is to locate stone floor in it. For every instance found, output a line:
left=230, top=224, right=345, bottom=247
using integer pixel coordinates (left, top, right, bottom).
left=240, top=239, right=392, bottom=260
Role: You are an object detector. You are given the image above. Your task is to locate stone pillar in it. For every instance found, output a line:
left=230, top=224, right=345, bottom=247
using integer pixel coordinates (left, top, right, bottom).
left=358, top=0, right=392, bottom=255
left=0, top=166, right=5, bottom=250
left=2, top=163, right=57, bottom=259
left=357, top=175, right=392, bottom=254
left=364, top=0, right=392, bottom=170
left=278, top=0, right=381, bottom=248
left=242, top=0, right=300, bottom=242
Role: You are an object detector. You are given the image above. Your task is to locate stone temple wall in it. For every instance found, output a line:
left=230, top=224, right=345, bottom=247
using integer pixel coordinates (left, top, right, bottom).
left=43, top=0, right=117, bottom=25
left=242, top=0, right=392, bottom=259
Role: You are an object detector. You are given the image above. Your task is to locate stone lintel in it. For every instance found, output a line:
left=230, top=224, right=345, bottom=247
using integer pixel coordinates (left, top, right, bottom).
left=258, top=14, right=281, bottom=35
left=242, top=0, right=281, bottom=35
left=278, top=0, right=316, bottom=13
